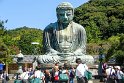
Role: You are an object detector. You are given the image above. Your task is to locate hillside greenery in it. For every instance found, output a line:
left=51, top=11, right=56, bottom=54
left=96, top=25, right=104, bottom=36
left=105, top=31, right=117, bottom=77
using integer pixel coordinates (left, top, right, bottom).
left=8, top=27, right=43, bottom=55
left=0, top=20, right=13, bottom=64
left=74, top=0, right=124, bottom=42
left=74, top=0, right=124, bottom=64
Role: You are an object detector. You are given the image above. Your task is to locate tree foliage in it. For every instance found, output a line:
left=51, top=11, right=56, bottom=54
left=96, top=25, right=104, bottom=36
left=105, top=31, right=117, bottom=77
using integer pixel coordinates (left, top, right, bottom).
left=74, top=0, right=124, bottom=43
left=74, top=0, right=124, bottom=62
left=106, top=34, right=124, bottom=65
left=18, top=31, right=42, bottom=54
left=0, top=20, right=7, bottom=36
left=0, top=20, right=12, bottom=64
left=7, top=26, right=43, bottom=55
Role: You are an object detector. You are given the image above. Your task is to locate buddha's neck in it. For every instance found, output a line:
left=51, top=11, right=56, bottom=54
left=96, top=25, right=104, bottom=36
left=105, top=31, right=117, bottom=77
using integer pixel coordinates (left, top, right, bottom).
left=58, top=21, right=72, bottom=29
left=62, top=23, right=69, bottom=28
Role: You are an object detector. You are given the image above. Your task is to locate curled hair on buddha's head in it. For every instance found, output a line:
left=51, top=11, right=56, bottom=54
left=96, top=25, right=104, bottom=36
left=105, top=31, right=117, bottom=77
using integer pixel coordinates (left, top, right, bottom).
left=56, top=2, right=74, bottom=14
left=76, top=58, right=82, bottom=64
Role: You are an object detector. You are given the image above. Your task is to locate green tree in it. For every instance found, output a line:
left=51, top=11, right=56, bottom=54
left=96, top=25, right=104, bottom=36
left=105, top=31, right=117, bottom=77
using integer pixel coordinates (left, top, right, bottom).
left=114, top=50, right=124, bottom=65
left=74, top=0, right=124, bottom=41
left=17, top=27, right=43, bottom=55
left=106, top=34, right=124, bottom=65
left=0, top=20, right=8, bottom=36
left=0, top=37, right=13, bottom=72
left=3, top=27, right=43, bottom=55
left=0, top=19, right=12, bottom=65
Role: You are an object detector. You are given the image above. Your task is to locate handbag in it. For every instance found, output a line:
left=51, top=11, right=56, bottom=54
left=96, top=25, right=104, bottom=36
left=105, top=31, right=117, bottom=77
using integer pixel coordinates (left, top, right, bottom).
left=54, top=75, right=59, bottom=80
left=119, top=71, right=124, bottom=81
left=84, top=70, right=92, bottom=80
left=14, top=79, right=22, bottom=83
left=83, top=64, right=92, bottom=80
left=59, top=73, right=69, bottom=81
left=34, top=78, right=41, bottom=83
left=121, top=75, right=124, bottom=81
left=6, top=75, right=10, bottom=81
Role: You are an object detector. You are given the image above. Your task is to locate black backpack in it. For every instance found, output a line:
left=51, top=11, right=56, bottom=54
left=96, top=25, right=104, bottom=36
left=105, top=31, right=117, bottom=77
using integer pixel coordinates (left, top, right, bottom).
left=70, top=70, right=75, bottom=78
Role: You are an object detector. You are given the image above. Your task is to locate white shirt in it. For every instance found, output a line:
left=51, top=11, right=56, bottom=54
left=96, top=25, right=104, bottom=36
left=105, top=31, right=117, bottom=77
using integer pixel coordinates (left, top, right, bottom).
left=34, top=70, right=44, bottom=78
left=1, top=73, right=8, bottom=79
left=106, top=68, right=115, bottom=77
left=20, top=71, right=29, bottom=79
left=62, top=70, right=67, bottom=74
left=54, top=71, right=59, bottom=76
left=76, top=63, right=88, bottom=78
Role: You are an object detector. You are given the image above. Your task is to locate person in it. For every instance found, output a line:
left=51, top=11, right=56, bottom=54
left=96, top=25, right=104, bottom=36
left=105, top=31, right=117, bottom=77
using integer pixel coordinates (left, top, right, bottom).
left=13, top=73, right=22, bottom=83
left=54, top=63, right=59, bottom=70
left=0, top=71, right=9, bottom=83
left=101, top=61, right=108, bottom=82
left=37, top=2, right=91, bottom=64
left=115, top=66, right=124, bottom=83
left=20, top=69, right=29, bottom=83
left=34, top=66, right=45, bottom=83
left=69, top=66, right=75, bottom=83
left=98, top=44, right=105, bottom=82
left=75, top=58, right=88, bottom=83
left=44, top=69, right=51, bottom=83
left=50, top=68, right=56, bottom=83
left=105, top=66, right=115, bottom=83
left=59, top=63, right=69, bottom=83
left=53, top=67, right=59, bottom=83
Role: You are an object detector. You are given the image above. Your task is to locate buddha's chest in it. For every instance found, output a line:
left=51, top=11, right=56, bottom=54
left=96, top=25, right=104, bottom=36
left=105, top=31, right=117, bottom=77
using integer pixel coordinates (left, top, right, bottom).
left=56, top=27, right=74, bottom=42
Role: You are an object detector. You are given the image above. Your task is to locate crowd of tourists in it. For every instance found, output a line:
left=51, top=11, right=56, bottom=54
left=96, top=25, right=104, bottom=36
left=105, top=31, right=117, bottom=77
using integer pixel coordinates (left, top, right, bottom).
left=0, top=70, right=9, bottom=83
left=12, top=59, right=89, bottom=83
left=12, top=63, right=75, bottom=83
left=0, top=58, right=92, bottom=83
left=100, top=62, right=124, bottom=83
left=1, top=59, right=124, bottom=83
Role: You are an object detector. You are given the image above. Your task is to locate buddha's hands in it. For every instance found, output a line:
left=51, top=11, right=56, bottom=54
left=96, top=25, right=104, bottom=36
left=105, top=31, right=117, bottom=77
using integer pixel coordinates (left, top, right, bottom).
left=49, top=48, right=60, bottom=54
left=73, top=49, right=83, bottom=56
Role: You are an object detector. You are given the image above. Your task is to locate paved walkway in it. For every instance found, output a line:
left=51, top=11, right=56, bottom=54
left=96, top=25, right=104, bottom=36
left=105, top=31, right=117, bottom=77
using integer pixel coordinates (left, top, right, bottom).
left=0, top=74, right=104, bottom=83
left=0, top=79, right=103, bottom=83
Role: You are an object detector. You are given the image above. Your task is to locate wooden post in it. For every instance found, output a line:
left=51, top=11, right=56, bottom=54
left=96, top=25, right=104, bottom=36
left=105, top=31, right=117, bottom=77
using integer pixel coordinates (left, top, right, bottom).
left=6, top=64, right=8, bottom=73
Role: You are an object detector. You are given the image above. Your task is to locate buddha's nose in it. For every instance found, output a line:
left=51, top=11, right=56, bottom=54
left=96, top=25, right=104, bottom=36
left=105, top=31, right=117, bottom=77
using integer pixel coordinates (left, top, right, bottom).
left=64, top=13, right=68, bottom=20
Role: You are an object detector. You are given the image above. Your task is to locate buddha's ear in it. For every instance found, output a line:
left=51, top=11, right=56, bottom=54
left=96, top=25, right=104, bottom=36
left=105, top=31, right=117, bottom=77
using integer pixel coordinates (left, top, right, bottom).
left=56, top=8, right=60, bottom=19
left=56, top=13, right=59, bottom=19
left=72, top=9, right=74, bottom=16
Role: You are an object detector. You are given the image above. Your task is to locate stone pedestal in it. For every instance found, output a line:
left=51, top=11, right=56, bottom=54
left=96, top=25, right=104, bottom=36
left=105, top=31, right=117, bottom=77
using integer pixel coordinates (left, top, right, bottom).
left=37, top=54, right=94, bottom=69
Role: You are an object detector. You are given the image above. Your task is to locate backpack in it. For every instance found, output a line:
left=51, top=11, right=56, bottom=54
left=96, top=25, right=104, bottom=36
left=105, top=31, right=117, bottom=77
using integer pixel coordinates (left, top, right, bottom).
left=59, top=73, right=69, bottom=81
left=69, top=70, right=75, bottom=78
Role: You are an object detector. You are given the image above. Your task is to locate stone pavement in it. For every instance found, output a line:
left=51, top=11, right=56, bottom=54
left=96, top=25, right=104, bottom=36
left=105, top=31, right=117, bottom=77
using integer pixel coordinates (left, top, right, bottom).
left=0, top=79, right=104, bottom=83
left=0, top=74, right=104, bottom=83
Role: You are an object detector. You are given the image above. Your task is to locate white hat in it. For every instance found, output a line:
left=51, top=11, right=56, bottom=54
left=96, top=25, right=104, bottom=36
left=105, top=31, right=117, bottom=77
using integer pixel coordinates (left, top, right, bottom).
left=108, top=66, right=113, bottom=68
left=115, top=66, right=120, bottom=70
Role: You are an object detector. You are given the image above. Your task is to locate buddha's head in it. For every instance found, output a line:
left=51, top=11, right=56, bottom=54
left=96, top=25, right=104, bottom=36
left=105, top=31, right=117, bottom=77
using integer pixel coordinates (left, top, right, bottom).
left=56, top=2, right=74, bottom=24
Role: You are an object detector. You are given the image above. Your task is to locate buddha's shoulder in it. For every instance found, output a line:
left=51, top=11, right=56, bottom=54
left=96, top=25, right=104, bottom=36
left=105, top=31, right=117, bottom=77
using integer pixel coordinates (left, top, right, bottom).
left=72, top=22, right=84, bottom=29
left=44, top=22, right=57, bottom=30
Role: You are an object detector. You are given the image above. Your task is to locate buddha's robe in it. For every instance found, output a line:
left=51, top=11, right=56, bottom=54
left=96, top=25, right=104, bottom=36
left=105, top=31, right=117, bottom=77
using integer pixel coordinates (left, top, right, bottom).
left=43, top=21, right=86, bottom=56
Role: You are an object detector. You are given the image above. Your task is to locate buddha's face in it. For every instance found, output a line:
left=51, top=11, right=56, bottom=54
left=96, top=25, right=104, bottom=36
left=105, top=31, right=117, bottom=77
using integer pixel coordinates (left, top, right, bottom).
left=57, top=9, right=73, bottom=24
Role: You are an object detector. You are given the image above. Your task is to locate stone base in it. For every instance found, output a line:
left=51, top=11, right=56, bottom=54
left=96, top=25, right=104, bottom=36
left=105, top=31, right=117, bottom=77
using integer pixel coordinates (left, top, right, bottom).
left=76, top=55, right=94, bottom=64
left=37, top=54, right=94, bottom=68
